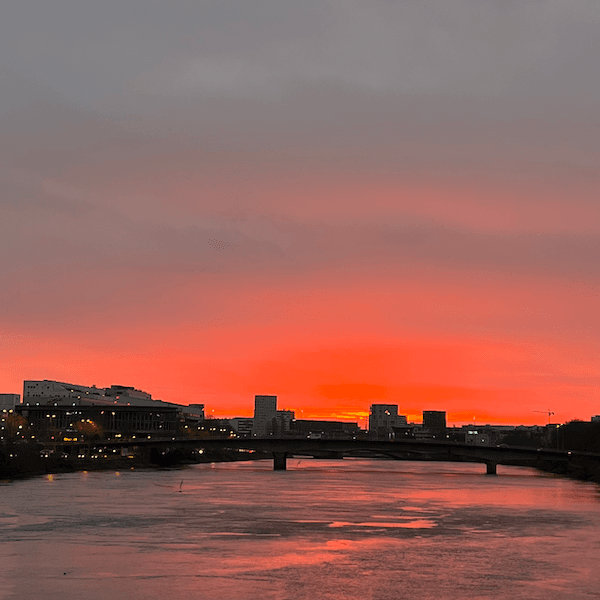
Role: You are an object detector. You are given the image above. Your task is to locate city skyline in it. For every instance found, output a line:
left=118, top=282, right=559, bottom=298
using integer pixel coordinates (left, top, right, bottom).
left=1, top=1, right=599, bottom=426
left=7, top=378, right=596, bottom=428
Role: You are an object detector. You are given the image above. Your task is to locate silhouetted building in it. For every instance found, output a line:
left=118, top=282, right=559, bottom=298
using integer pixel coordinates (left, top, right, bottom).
left=272, top=410, right=295, bottom=436
left=391, top=424, right=417, bottom=439
left=182, top=404, right=205, bottom=422
left=557, top=420, right=600, bottom=453
left=252, top=395, right=277, bottom=437
left=195, top=418, right=235, bottom=439
left=464, top=427, right=493, bottom=446
left=15, top=404, right=180, bottom=441
left=21, top=380, right=204, bottom=434
left=498, top=425, right=548, bottom=448
left=229, top=418, right=254, bottom=438
left=290, top=419, right=360, bottom=439
left=369, top=404, right=407, bottom=439
left=0, top=394, right=20, bottom=410
left=423, top=411, right=446, bottom=439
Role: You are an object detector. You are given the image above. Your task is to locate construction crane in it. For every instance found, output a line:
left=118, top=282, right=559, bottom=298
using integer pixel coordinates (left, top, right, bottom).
left=534, top=409, right=555, bottom=424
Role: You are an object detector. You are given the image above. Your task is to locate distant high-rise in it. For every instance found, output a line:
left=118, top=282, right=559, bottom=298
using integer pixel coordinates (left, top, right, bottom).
left=423, top=410, right=447, bottom=438
left=251, top=395, right=277, bottom=437
left=369, top=404, right=408, bottom=439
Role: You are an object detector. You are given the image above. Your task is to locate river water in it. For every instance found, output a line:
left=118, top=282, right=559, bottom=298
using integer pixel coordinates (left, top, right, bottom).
left=1, top=459, right=599, bottom=600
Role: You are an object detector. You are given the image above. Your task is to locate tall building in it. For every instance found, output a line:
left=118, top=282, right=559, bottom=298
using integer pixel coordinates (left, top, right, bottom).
left=423, top=410, right=447, bottom=438
left=369, top=404, right=407, bottom=430
left=369, top=404, right=408, bottom=439
left=273, top=409, right=295, bottom=436
left=251, top=395, right=277, bottom=437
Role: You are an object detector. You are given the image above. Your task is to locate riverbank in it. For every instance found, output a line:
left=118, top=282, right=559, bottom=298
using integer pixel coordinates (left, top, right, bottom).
left=536, top=458, right=600, bottom=484
left=0, top=444, right=269, bottom=480
left=4, top=443, right=600, bottom=485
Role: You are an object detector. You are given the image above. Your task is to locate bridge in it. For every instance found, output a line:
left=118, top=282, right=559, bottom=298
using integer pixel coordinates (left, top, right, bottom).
left=88, top=437, right=600, bottom=475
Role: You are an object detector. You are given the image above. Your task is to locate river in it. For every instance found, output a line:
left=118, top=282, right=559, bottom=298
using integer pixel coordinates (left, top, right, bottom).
left=1, top=459, right=599, bottom=599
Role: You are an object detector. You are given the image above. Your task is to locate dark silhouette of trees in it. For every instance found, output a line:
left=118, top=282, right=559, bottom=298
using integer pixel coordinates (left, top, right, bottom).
left=1, top=412, right=30, bottom=443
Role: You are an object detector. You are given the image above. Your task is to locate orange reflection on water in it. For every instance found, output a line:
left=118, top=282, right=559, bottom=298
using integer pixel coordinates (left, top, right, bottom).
left=329, top=520, right=436, bottom=529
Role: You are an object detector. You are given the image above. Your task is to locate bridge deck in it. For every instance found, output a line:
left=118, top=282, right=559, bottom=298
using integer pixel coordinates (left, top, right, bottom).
left=52, top=436, right=600, bottom=474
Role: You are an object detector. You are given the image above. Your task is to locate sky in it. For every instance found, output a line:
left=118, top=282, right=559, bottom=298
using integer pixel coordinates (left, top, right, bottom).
left=1, top=0, right=599, bottom=426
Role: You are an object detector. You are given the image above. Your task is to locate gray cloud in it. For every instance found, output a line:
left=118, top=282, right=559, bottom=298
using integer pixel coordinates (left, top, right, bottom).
left=1, top=0, right=599, bottom=339
left=4, top=1, right=599, bottom=106
left=3, top=0, right=599, bottom=199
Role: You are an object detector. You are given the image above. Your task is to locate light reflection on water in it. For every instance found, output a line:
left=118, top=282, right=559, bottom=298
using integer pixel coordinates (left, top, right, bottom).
left=1, top=459, right=600, bottom=600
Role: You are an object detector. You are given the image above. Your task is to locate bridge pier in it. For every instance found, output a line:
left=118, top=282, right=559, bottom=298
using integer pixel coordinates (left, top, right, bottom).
left=273, top=452, right=288, bottom=471
left=485, top=461, right=497, bottom=475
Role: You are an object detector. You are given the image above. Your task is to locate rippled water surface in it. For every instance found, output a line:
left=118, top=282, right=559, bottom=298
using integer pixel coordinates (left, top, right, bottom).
left=2, top=459, right=600, bottom=599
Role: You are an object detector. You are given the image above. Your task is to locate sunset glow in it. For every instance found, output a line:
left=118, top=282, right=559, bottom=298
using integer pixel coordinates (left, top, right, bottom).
left=1, top=1, right=599, bottom=426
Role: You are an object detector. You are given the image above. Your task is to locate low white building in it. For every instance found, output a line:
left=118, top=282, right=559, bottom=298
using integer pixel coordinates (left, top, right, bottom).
left=23, top=380, right=109, bottom=405
left=22, top=380, right=192, bottom=411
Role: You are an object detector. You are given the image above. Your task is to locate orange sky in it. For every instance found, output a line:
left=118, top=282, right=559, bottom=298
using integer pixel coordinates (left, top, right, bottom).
left=2, top=253, right=598, bottom=425
left=1, top=1, right=599, bottom=426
